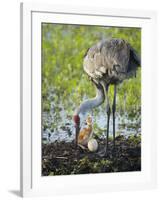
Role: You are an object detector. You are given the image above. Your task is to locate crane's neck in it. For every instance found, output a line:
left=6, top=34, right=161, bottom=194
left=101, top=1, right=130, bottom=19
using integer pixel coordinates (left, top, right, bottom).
left=74, top=84, right=105, bottom=116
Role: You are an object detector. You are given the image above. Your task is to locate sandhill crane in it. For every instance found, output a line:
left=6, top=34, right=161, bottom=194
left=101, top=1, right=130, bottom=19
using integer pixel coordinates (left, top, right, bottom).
left=73, top=38, right=140, bottom=156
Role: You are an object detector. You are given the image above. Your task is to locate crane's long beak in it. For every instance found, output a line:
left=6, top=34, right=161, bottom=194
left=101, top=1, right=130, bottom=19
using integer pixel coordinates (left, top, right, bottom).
left=75, top=124, right=80, bottom=148
left=73, top=115, right=80, bottom=148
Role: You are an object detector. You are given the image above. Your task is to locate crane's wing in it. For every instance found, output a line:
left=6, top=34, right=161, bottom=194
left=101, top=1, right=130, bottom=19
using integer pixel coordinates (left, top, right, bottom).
left=83, top=39, right=140, bottom=82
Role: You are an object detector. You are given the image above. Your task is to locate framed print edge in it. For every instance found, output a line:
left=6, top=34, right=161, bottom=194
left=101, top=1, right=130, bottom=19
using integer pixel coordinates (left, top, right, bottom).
left=20, top=2, right=157, bottom=197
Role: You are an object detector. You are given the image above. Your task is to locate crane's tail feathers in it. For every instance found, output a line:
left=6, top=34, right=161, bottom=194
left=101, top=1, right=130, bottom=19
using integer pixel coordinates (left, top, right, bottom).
left=130, top=47, right=141, bottom=66
left=127, top=47, right=141, bottom=73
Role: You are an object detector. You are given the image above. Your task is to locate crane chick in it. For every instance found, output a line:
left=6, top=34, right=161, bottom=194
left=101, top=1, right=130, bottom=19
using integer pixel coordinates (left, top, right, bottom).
left=78, top=115, right=93, bottom=148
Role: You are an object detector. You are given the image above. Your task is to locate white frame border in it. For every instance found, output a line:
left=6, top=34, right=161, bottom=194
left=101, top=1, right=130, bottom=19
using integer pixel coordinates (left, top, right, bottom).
left=20, top=2, right=157, bottom=197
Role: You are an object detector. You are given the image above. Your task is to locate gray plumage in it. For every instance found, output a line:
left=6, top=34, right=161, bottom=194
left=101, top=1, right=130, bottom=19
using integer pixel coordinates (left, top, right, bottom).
left=83, top=38, right=140, bottom=86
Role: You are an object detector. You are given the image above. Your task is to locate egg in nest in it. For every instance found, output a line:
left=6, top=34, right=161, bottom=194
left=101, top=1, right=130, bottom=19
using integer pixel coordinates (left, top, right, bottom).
left=88, top=138, right=98, bottom=152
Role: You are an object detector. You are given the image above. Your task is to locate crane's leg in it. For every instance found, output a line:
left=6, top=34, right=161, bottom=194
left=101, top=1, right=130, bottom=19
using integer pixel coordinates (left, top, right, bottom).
left=75, top=126, right=79, bottom=148
left=100, top=83, right=110, bottom=157
left=112, top=85, right=117, bottom=149
left=105, top=99, right=111, bottom=156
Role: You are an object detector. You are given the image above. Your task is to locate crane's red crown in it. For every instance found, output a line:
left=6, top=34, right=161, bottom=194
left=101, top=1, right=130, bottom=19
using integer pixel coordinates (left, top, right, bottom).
left=73, top=115, right=80, bottom=125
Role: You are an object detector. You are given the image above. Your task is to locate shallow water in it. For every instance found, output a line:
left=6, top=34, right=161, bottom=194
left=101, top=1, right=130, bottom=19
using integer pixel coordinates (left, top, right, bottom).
left=42, top=100, right=141, bottom=143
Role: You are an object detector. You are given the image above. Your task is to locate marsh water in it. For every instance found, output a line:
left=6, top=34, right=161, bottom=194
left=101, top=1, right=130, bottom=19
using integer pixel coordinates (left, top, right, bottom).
left=42, top=92, right=141, bottom=144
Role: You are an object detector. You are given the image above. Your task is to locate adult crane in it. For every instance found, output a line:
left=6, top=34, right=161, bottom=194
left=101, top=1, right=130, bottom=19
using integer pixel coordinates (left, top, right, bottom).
left=73, top=38, right=140, bottom=156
